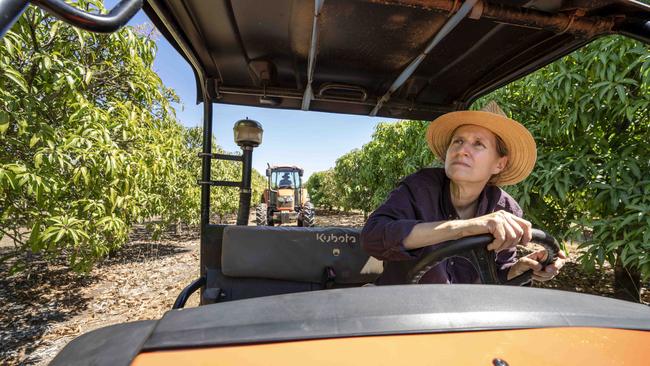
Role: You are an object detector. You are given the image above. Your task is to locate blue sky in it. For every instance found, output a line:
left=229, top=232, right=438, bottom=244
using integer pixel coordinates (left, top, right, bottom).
left=104, top=1, right=399, bottom=180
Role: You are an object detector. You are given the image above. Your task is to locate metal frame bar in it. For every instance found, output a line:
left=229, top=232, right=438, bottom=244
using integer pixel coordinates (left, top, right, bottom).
left=200, top=93, right=213, bottom=230
left=363, top=0, right=617, bottom=37
left=172, top=276, right=206, bottom=309
left=147, top=0, right=207, bottom=95
left=1, top=0, right=142, bottom=39
left=197, top=147, right=253, bottom=226
left=301, top=0, right=325, bottom=111
left=236, top=147, right=253, bottom=225
left=31, top=0, right=141, bottom=33
left=370, top=0, right=479, bottom=116
left=197, top=180, right=242, bottom=188
left=198, top=152, right=244, bottom=162
left=198, top=88, right=213, bottom=303
left=217, top=86, right=455, bottom=115
left=0, top=0, right=29, bottom=38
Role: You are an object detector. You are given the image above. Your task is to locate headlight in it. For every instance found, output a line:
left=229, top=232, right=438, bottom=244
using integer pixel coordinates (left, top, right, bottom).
left=278, top=195, right=293, bottom=203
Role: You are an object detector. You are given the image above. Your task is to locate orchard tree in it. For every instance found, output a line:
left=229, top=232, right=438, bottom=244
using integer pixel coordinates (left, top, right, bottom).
left=332, top=149, right=374, bottom=216
left=306, top=169, right=338, bottom=210
left=356, top=121, right=435, bottom=210
left=0, top=1, right=263, bottom=272
left=329, top=121, right=435, bottom=216
left=479, top=35, right=649, bottom=301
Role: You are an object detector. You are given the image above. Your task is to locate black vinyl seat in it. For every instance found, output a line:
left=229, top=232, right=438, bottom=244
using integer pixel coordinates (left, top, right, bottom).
left=204, top=226, right=383, bottom=303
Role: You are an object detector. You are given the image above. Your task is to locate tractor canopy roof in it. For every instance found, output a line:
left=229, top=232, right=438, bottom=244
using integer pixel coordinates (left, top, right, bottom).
left=269, top=165, right=305, bottom=173
left=142, top=0, right=650, bottom=120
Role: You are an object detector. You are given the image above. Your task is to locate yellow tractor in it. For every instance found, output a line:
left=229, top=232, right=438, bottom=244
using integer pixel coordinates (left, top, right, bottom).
left=256, top=165, right=315, bottom=227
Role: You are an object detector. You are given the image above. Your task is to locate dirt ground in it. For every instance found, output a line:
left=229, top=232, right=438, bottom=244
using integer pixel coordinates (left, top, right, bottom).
left=1, top=210, right=648, bottom=365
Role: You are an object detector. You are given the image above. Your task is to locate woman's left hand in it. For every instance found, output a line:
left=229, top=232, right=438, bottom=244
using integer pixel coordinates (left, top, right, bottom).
left=507, top=249, right=567, bottom=282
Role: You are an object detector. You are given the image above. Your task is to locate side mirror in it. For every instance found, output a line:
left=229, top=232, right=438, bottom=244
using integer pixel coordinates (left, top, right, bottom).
left=266, top=168, right=271, bottom=177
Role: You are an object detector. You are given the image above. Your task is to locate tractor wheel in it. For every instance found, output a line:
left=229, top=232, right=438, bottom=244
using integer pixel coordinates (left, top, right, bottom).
left=299, top=205, right=315, bottom=227
left=255, top=203, right=268, bottom=226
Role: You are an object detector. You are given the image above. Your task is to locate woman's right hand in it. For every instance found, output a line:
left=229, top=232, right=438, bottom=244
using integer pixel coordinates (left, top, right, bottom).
left=465, top=210, right=532, bottom=252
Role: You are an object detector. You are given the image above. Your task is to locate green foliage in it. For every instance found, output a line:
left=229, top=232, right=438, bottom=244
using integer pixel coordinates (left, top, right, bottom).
left=333, top=149, right=374, bottom=214
left=306, top=169, right=338, bottom=210
left=310, top=121, right=435, bottom=215
left=476, top=36, right=650, bottom=279
left=353, top=121, right=436, bottom=211
left=0, top=2, right=263, bottom=272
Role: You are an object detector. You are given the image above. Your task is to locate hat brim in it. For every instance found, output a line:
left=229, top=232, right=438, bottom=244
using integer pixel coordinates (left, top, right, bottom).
left=426, top=111, right=537, bottom=186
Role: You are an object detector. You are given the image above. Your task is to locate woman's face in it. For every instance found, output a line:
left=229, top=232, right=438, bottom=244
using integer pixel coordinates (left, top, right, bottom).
left=444, top=124, right=508, bottom=185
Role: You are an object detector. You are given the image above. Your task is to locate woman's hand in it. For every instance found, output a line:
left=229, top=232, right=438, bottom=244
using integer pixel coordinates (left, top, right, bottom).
left=466, top=210, right=532, bottom=252
left=507, top=249, right=567, bottom=282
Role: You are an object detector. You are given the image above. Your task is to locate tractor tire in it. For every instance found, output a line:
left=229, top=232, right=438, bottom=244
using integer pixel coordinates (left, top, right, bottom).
left=255, top=203, right=268, bottom=226
left=299, top=205, right=316, bottom=227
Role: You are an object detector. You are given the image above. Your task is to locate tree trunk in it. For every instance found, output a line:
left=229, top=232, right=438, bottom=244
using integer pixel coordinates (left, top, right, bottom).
left=614, top=250, right=641, bottom=302
left=175, top=219, right=183, bottom=236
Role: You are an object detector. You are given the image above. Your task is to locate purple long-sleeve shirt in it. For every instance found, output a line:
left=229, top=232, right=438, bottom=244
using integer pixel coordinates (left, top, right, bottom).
left=361, top=168, right=521, bottom=285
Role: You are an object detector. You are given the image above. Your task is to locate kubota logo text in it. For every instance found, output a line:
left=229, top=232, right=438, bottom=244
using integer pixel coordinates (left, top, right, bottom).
left=316, top=233, right=357, bottom=244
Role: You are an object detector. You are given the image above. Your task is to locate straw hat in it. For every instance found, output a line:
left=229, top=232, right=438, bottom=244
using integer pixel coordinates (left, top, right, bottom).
left=426, top=101, right=537, bottom=186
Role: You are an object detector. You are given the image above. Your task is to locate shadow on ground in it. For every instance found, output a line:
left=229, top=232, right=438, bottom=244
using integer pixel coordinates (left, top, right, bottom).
left=0, top=224, right=196, bottom=365
left=0, top=254, right=96, bottom=364
left=101, top=241, right=192, bottom=268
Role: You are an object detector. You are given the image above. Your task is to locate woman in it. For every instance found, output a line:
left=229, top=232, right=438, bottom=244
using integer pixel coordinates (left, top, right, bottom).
left=361, top=101, right=566, bottom=285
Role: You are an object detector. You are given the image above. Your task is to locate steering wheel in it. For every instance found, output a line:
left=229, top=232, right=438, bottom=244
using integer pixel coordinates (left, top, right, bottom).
left=407, top=229, right=560, bottom=285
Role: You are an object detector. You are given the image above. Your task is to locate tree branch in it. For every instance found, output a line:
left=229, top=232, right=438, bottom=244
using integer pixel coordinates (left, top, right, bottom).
left=0, top=227, right=27, bottom=247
